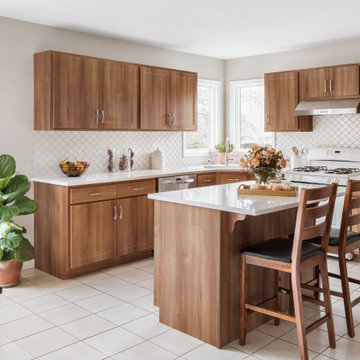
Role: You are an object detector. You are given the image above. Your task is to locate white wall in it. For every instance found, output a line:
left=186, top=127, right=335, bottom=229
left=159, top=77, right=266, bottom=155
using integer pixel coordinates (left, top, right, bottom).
left=0, top=16, right=224, bottom=256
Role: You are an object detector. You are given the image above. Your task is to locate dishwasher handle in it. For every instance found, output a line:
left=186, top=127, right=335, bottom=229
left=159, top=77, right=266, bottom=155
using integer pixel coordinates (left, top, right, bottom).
left=163, top=178, right=195, bottom=185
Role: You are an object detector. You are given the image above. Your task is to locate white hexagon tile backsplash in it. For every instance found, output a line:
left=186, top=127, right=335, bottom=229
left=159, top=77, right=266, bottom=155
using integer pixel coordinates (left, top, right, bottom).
left=34, top=131, right=207, bottom=177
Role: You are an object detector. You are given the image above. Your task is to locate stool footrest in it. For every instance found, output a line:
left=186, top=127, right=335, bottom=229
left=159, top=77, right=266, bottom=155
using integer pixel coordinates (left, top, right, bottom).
left=330, top=290, right=344, bottom=297
left=306, top=315, right=329, bottom=334
left=351, top=295, right=360, bottom=308
left=245, top=303, right=296, bottom=323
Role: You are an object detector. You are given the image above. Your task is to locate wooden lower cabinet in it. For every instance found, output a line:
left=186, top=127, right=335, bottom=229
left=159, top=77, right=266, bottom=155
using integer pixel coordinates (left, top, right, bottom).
left=198, top=173, right=216, bottom=187
left=70, top=199, right=117, bottom=269
left=217, top=171, right=254, bottom=185
left=118, top=196, right=154, bottom=255
left=34, top=180, right=155, bottom=279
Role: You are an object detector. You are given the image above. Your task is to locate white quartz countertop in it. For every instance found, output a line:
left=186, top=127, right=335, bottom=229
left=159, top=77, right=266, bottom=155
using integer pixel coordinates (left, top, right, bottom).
left=148, top=182, right=345, bottom=216
left=31, top=166, right=249, bottom=187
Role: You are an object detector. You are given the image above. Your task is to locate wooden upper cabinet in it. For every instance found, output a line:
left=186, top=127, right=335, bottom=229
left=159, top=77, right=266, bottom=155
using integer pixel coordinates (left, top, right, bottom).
left=52, top=53, right=100, bottom=129
left=265, top=71, right=312, bottom=132
left=70, top=199, right=117, bottom=269
left=140, top=67, right=197, bottom=131
left=300, top=64, right=359, bottom=100
left=170, top=71, right=197, bottom=131
left=140, top=67, right=170, bottom=130
left=101, top=60, right=139, bottom=130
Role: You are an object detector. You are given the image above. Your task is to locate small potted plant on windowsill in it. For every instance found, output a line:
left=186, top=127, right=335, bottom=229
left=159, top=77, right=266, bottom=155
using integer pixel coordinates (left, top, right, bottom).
left=0, top=154, right=38, bottom=288
left=215, top=141, right=235, bottom=164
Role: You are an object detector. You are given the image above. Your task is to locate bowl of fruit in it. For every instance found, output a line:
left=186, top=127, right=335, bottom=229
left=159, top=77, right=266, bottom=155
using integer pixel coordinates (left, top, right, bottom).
left=59, top=160, right=90, bottom=177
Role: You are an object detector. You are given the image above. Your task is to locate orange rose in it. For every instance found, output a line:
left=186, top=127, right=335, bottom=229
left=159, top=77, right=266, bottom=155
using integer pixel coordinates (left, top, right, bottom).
left=251, top=158, right=260, bottom=166
left=241, top=162, right=247, bottom=169
left=281, top=159, right=287, bottom=168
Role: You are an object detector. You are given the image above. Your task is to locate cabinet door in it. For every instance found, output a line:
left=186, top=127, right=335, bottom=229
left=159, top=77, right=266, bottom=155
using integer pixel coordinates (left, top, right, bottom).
left=170, top=71, right=197, bottom=131
left=101, top=61, right=139, bottom=130
left=329, top=65, right=359, bottom=98
left=117, top=196, right=154, bottom=256
left=70, top=200, right=117, bottom=269
left=140, top=66, right=170, bottom=130
left=299, top=68, right=328, bottom=100
left=265, top=71, right=300, bottom=131
left=52, top=53, right=99, bottom=129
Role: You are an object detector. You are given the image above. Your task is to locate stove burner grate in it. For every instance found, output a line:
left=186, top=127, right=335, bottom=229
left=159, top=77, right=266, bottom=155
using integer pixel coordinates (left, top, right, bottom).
left=293, top=166, right=328, bottom=172
left=325, top=168, right=360, bottom=175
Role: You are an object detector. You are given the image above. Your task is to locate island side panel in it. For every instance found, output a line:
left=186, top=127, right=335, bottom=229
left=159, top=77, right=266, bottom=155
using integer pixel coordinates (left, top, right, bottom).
left=219, top=208, right=298, bottom=346
left=154, top=201, right=222, bottom=347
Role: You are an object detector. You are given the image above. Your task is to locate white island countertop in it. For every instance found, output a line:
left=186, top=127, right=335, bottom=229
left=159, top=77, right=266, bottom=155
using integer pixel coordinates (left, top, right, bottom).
left=148, top=182, right=345, bottom=216
left=32, top=165, right=249, bottom=187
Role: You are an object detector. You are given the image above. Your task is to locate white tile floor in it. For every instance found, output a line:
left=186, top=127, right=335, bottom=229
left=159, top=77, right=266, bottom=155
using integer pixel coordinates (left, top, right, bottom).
left=1, top=257, right=360, bottom=359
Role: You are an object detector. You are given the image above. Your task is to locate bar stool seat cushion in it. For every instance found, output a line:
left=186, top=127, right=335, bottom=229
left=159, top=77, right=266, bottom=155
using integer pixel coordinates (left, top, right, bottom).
left=289, top=228, right=360, bottom=247
left=240, top=238, right=324, bottom=263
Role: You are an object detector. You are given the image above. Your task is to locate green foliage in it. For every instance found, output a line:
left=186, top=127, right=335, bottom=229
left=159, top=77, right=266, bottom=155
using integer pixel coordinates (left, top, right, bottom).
left=215, top=141, right=235, bottom=153
left=0, top=154, right=37, bottom=263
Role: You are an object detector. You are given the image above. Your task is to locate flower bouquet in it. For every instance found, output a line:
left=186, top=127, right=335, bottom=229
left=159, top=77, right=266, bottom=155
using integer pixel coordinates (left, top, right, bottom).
left=241, top=145, right=286, bottom=184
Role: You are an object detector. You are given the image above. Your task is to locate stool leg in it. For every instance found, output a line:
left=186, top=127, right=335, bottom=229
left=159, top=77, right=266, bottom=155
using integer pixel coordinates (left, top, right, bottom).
left=314, top=265, right=320, bottom=300
left=319, top=260, right=336, bottom=348
left=291, top=271, right=308, bottom=360
left=338, top=251, right=355, bottom=337
left=274, top=270, right=280, bottom=326
left=239, top=254, right=247, bottom=345
left=288, top=276, right=295, bottom=316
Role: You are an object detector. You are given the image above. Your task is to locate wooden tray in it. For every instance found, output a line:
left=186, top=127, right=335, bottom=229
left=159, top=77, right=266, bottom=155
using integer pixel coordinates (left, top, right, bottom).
left=238, top=185, right=297, bottom=197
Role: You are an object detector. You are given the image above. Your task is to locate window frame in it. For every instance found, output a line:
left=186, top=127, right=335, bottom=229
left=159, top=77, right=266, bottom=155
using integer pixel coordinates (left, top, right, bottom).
left=182, top=79, right=222, bottom=157
left=229, top=79, right=275, bottom=152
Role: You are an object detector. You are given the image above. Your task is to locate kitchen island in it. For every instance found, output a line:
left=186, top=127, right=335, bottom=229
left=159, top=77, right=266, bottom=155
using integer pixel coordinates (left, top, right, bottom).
left=148, top=182, right=344, bottom=348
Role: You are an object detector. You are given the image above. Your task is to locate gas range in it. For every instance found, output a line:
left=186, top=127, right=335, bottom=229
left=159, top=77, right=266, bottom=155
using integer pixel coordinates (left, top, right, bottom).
left=283, top=148, right=360, bottom=187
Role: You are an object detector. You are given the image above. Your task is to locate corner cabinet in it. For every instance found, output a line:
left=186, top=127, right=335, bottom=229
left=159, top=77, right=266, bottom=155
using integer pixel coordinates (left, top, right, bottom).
left=34, top=179, right=155, bottom=279
left=264, top=71, right=312, bottom=132
left=299, top=64, right=359, bottom=100
left=34, top=50, right=197, bottom=132
left=140, top=66, right=197, bottom=131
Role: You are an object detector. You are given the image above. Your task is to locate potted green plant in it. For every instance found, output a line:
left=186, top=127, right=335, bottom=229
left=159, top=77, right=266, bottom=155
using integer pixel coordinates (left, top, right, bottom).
left=215, top=141, right=234, bottom=164
left=0, top=154, right=37, bottom=287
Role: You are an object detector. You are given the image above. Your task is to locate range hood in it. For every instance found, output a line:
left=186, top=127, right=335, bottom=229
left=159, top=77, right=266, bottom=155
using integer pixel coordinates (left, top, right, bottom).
left=294, top=98, right=360, bottom=116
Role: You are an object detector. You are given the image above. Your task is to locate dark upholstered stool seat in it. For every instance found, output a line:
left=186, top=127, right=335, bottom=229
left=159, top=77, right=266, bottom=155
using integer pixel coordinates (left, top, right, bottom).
left=289, top=228, right=360, bottom=247
left=240, top=238, right=324, bottom=263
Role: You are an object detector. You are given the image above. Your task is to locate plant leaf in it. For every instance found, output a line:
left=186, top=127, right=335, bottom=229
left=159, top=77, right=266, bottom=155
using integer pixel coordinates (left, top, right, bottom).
left=1, top=232, right=23, bottom=249
left=0, top=204, right=20, bottom=222
left=10, top=221, right=27, bottom=234
left=14, top=237, right=34, bottom=262
left=0, top=173, right=16, bottom=192
left=0, top=248, right=15, bottom=262
left=2, top=175, right=31, bottom=204
left=0, top=221, right=11, bottom=238
left=14, top=196, right=38, bottom=215
left=0, top=246, right=2, bottom=260
left=0, top=154, right=16, bottom=179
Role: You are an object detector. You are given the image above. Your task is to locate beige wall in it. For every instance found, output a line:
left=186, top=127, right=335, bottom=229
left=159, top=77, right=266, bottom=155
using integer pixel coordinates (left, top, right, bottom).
left=0, top=16, right=224, bottom=258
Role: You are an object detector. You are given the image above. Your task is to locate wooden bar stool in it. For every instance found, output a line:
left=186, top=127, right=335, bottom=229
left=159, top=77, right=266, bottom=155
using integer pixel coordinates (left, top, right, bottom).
left=239, top=184, right=337, bottom=360
left=304, top=180, right=360, bottom=337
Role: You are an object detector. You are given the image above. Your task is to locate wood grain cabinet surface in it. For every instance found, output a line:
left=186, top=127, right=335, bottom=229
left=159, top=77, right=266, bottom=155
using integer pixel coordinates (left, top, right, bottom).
left=34, top=179, right=156, bottom=279
left=197, top=173, right=217, bottom=187
left=140, top=66, right=197, bottom=131
left=217, top=171, right=254, bottom=185
left=264, top=71, right=312, bottom=132
left=299, top=64, right=359, bottom=100
left=34, top=50, right=197, bottom=131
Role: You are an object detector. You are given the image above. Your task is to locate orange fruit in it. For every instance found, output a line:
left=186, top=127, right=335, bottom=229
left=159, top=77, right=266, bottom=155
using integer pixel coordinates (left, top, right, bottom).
left=76, top=163, right=84, bottom=173
left=61, top=164, right=70, bottom=173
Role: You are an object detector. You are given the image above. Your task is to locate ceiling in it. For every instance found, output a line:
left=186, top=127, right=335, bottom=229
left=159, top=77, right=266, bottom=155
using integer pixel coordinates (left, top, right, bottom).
left=1, top=0, right=360, bottom=59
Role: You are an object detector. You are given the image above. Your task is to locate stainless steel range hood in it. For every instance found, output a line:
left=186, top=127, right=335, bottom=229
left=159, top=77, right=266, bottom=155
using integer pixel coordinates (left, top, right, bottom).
left=294, top=98, right=360, bottom=116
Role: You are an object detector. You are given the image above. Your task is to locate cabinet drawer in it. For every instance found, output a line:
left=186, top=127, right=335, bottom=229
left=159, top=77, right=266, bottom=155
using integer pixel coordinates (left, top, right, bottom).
left=218, top=172, right=253, bottom=185
left=198, top=173, right=216, bottom=187
left=117, top=179, right=156, bottom=198
left=70, top=185, right=117, bottom=204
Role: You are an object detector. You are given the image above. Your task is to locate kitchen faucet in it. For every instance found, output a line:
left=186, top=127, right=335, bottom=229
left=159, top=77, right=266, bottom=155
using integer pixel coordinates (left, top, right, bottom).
left=225, top=137, right=231, bottom=166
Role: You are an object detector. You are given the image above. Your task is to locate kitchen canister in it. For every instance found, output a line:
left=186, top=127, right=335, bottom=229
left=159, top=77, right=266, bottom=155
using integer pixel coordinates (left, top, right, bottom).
left=151, top=148, right=165, bottom=170
left=290, top=154, right=302, bottom=169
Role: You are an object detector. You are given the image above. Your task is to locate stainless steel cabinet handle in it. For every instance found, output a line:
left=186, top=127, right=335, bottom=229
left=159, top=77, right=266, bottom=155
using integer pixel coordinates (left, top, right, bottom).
left=167, top=113, right=171, bottom=125
left=324, top=80, right=327, bottom=93
left=266, top=114, right=270, bottom=125
left=113, top=205, right=117, bottom=220
left=101, top=110, right=105, bottom=124
left=203, top=179, right=213, bottom=182
left=132, top=187, right=145, bottom=191
left=227, top=178, right=240, bottom=181
left=163, top=179, right=195, bottom=185
left=330, top=79, right=333, bottom=92
left=96, top=110, right=99, bottom=124
left=89, top=192, right=103, bottom=196
left=172, top=113, right=175, bottom=124
left=119, top=205, right=123, bottom=220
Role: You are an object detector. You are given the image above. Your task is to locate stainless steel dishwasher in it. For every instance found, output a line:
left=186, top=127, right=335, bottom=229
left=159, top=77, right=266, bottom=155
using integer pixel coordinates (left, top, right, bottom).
left=157, top=174, right=197, bottom=192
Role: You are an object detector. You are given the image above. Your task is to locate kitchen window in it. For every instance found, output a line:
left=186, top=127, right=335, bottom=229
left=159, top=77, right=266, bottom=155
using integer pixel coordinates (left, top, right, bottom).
left=229, top=79, right=274, bottom=150
left=183, top=79, right=221, bottom=157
